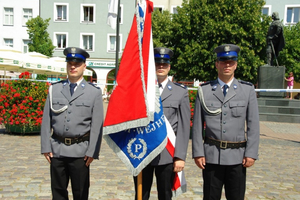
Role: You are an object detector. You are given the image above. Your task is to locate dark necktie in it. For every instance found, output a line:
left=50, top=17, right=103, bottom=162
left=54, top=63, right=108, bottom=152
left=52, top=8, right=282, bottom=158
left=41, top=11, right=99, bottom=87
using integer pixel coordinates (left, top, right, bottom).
left=70, top=83, right=77, bottom=96
left=223, top=84, right=228, bottom=96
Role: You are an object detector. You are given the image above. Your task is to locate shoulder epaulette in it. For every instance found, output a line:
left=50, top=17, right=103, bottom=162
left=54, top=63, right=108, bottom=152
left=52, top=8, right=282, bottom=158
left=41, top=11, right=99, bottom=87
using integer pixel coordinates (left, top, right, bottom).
left=174, top=82, right=187, bottom=89
left=238, top=80, right=253, bottom=86
left=89, top=82, right=100, bottom=89
left=200, top=81, right=211, bottom=87
left=51, top=80, right=66, bottom=85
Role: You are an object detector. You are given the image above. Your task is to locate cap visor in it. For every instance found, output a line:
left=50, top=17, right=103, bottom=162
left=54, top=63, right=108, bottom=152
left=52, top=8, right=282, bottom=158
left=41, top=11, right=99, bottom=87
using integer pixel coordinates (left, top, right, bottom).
left=66, top=58, right=85, bottom=62
left=155, top=58, right=170, bottom=64
left=217, top=57, right=238, bottom=61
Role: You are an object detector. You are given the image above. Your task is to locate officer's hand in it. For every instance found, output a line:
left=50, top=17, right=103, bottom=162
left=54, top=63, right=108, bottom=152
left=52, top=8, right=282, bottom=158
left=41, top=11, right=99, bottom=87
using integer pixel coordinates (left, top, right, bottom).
left=84, top=156, right=94, bottom=167
left=173, top=158, right=185, bottom=172
left=194, top=157, right=206, bottom=169
left=243, top=157, right=255, bottom=168
left=43, top=152, right=53, bottom=164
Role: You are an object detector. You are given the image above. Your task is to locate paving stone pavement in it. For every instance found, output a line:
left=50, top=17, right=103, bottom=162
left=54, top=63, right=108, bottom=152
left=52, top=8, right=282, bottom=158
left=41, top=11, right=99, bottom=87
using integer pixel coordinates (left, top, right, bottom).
left=0, top=103, right=299, bottom=199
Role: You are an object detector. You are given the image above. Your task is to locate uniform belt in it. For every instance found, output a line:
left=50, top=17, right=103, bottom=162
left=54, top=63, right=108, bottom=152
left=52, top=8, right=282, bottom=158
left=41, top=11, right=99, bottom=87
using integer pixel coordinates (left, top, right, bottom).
left=52, top=132, right=90, bottom=145
left=205, top=137, right=246, bottom=149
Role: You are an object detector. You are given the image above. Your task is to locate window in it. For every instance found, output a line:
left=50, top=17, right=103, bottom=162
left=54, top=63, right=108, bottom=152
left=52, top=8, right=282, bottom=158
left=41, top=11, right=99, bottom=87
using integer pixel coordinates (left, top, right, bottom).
left=54, top=33, right=68, bottom=49
left=54, top=3, right=68, bottom=22
left=81, top=33, right=94, bottom=51
left=262, top=6, right=271, bottom=16
left=285, top=5, right=300, bottom=24
left=4, top=7, right=14, bottom=25
left=81, top=4, right=95, bottom=23
left=107, top=34, right=122, bottom=53
left=4, top=39, right=13, bottom=47
left=171, top=6, right=178, bottom=14
left=23, top=8, right=32, bottom=25
left=23, top=40, right=31, bottom=53
left=154, top=6, right=163, bottom=13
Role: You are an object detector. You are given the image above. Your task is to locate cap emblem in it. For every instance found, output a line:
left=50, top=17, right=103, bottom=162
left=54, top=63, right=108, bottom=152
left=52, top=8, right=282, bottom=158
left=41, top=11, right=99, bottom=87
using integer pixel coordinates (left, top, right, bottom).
left=224, top=45, right=231, bottom=52
left=160, top=48, right=166, bottom=54
left=71, top=47, right=76, bottom=53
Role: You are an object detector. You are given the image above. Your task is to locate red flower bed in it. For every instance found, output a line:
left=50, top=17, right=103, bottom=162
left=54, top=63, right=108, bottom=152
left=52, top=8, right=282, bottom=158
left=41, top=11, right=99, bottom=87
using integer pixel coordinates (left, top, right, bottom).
left=0, top=74, right=50, bottom=134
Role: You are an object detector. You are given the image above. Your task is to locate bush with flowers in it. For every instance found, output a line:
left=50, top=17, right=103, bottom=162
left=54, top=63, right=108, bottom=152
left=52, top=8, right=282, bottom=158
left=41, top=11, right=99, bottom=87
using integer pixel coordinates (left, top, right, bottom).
left=0, top=72, right=50, bottom=134
left=188, top=89, right=197, bottom=128
left=188, top=87, right=206, bottom=137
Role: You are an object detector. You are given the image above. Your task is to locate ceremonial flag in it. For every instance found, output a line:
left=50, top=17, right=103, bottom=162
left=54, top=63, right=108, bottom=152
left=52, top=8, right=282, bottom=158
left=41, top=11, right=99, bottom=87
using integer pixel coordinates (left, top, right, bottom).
left=165, top=119, right=187, bottom=196
left=104, top=0, right=187, bottom=196
left=107, top=0, right=119, bottom=29
left=103, top=0, right=167, bottom=176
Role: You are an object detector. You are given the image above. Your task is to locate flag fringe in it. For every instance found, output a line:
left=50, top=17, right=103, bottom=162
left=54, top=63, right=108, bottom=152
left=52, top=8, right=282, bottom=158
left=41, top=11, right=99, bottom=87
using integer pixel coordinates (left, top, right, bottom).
left=104, top=134, right=167, bottom=176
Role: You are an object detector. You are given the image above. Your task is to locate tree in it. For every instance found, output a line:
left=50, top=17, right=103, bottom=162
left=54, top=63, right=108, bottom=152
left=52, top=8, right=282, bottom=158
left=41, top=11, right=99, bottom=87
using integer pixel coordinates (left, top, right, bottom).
left=152, top=9, right=173, bottom=48
left=278, top=22, right=300, bottom=82
left=26, top=16, right=55, bottom=57
left=152, top=0, right=271, bottom=84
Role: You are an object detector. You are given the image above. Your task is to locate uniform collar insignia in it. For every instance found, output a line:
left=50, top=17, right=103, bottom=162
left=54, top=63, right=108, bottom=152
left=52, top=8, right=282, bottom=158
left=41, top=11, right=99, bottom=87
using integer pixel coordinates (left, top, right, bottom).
left=81, top=83, right=85, bottom=88
left=233, top=84, right=237, bottom=89
left=212, top=85, right=217, bottom=90
left=167, top=85, right=172, bottom=90
left=63, top=82, right=67, bottom=86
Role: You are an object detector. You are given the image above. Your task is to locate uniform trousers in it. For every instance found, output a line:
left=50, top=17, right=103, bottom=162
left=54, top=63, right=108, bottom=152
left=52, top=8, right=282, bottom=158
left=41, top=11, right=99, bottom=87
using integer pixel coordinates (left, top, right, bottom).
left=50, top=157, right=90, bottom=200
left=202, top=163, right=246, bottom=200
left=134, top=163, right=174, bottom=200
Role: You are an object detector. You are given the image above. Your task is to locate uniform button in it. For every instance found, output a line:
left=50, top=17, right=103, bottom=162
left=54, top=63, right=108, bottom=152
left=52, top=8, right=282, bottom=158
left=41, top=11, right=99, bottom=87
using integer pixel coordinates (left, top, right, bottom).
left=224, top=104, right=227, bottom=107
left=223, top=121, right=226, bottom=124
left=223, top=130, right=226, bottom=133
left=224, top=112, right=227, bottom=116
left=70, top=103, right=72, bottom=105
left=66, top=128, right=69, bottom=131
left=68, top=111, right=71, bottom=114
left=67, top=119, right=70, bottom=122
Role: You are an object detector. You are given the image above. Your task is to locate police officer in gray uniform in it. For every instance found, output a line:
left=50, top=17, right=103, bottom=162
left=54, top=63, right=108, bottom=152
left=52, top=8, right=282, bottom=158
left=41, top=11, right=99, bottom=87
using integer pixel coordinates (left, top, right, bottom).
left=41, top=47, right=104, bottom=200
left=133, top=47, right=191, bottom=200
left=192, top=44, right=260, bottom=200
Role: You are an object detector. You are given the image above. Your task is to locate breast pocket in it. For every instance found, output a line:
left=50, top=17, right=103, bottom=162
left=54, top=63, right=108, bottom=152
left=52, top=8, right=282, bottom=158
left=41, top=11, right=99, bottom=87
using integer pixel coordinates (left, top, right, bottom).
left=163, top=100, right=179, bottom=122
left=52, top=98, right=68, bottom=111
left=75, top=100, right=92, bottom=117
left=229, top=101, right=246, bottom=117
left=206, top=101, right=222, bottom=113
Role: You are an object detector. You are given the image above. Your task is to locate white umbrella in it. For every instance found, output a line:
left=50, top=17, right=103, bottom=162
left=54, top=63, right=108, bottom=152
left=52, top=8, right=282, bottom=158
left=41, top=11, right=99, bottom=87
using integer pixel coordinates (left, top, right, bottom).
left=0, top=46, right=25, bottom=73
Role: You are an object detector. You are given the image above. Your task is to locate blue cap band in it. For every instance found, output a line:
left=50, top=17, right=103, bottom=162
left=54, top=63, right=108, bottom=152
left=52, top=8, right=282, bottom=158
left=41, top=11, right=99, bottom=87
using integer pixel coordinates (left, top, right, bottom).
left=217, top=51, right=238, bottom=58
left=154, top=54, right=170, bottom=59
left=66, top=53, right=86, bottom=60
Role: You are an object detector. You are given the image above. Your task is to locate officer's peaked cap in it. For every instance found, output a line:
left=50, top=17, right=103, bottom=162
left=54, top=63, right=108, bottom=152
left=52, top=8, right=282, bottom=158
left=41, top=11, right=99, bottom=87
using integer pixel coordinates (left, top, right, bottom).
left=154, top=47, right=174, bottom=64
left=214, top=44, right=240, bottom=61
left=63, top=47, right=90, bottom=62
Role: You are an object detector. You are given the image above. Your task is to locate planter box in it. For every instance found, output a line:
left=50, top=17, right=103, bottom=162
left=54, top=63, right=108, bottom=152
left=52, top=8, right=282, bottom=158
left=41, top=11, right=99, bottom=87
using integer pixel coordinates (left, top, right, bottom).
left=5, top=125, right=40, bottom=135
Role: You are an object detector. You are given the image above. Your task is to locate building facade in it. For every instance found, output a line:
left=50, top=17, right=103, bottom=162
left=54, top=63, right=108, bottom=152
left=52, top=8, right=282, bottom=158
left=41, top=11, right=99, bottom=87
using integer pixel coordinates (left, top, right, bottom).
left=0, top=0, right=39, bottom=53
left=40, top=0, right=136, bottom=91
left=264, top=0, right=299, bottom=25
left=1, top=0, right=299, bottom=91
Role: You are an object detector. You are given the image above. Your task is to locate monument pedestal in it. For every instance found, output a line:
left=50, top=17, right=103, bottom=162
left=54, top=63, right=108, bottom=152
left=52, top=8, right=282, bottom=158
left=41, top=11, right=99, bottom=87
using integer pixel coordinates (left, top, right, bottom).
left=258, top=65, right=285, bottom=98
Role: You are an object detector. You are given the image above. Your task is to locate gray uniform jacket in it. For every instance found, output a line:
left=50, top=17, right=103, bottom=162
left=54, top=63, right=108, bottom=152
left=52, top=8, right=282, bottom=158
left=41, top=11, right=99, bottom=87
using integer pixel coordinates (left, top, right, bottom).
left=152, top=80, right=191, bottom=165
left=192, top=78, right=260, bottom=165
left=41, top=79, right=104, bottom=159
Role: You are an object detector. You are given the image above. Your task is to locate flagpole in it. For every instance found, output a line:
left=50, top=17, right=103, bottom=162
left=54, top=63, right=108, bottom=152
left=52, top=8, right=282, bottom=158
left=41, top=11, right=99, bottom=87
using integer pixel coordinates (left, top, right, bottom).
left=114, top=0, right=121, bottom=79
left=137, top=172, right=142, bottom=200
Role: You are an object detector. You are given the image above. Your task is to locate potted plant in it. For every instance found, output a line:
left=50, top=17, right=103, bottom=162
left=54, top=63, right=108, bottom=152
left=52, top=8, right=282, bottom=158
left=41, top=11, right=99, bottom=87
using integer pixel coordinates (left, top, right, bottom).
left=0, top=72, right=50, bottom=135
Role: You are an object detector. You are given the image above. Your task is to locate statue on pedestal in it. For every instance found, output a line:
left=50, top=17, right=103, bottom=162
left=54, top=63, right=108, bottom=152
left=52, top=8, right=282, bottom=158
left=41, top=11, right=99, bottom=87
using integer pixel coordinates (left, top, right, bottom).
left=266, top=12, right=285, bottom=66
